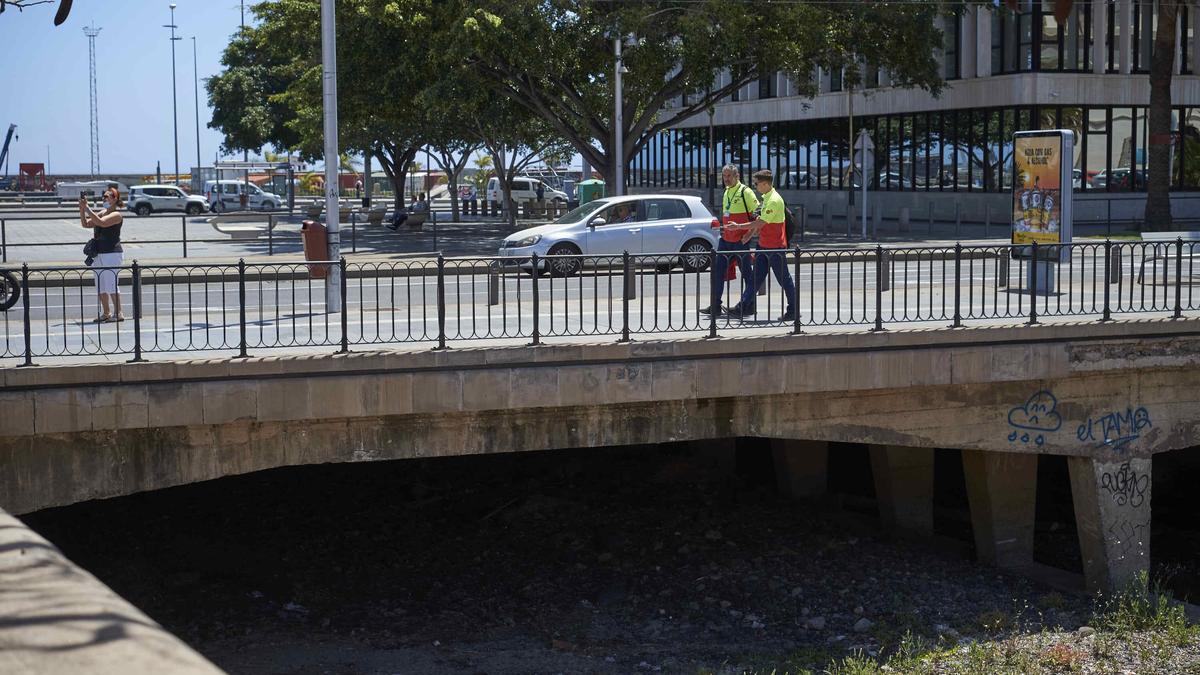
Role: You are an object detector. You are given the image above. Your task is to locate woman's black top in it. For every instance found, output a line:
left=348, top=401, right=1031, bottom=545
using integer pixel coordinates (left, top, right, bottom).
left=94, top=218, right=123, bottom=254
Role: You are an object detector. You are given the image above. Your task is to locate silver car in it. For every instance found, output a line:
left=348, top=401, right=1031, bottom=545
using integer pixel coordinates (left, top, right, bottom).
left=127, top=185, right=209, bottom=216
left=499, top=194, right=719, bottom=276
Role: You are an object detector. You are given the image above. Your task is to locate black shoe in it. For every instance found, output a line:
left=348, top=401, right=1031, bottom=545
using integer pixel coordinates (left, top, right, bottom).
left=699, top=304, right=722, bottom=315
left=778, top=308, right=797, bottom=322
left=726, top=304, right=756, bottom=319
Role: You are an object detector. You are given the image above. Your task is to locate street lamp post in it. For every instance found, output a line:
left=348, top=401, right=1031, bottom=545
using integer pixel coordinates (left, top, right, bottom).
left=165, top=4, right=181, bottom=187
left=613, top=36, right=625, bottom=197
left=320, top=0, right=341, bottom=312
left=192, top=36, right=201, bottom=183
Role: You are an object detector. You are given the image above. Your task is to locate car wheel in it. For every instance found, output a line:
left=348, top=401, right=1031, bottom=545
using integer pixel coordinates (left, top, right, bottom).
left=679, top=238, right=714, bottom=272
left=0, top=270, right=20, bottom=311
left=546, top=243, right=582, bottom=277
left=212, top=200, right=224, bottom=213
left=186, top=203, right=202, bottom=215
left=135, top=204, right=152, bottom=216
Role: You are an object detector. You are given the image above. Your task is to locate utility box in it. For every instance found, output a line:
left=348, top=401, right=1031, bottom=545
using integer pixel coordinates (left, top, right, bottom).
left=576, top=179, right=606, bottom=205
left=300, top=220, right=331, bottom=279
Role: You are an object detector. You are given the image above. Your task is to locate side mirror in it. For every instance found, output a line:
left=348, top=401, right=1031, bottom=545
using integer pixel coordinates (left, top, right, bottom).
left=589, top=217, right=606, bottom=228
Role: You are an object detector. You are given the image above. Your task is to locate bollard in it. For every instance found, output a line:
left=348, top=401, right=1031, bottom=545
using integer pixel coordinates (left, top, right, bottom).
left=488, top=263, right=500, bottom=306
left=998, top=250, right=1009, bottom=288
left=846, top=205, right=856, bottom=237
left=879, top=247, right=890, bottom=292
left=899, top=207, right=910, bottom=233
left=1108, top=242, right=1121, bottom=284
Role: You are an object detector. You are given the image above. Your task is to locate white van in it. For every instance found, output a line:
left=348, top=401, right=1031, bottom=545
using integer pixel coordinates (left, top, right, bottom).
left=203, top=179, right=283, bottom=212
left=486, top=177, right=568, bottom=205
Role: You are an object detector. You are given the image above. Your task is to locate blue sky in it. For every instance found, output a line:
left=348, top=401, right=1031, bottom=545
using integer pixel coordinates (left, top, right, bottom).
left=0, top=0, right=255, bottom=176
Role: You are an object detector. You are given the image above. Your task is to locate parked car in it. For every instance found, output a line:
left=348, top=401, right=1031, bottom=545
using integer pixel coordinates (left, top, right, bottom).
left=127, top=184, right=208, bottom=216
left=498, top=194, right=718, bottom=276
left=1089, top=168, right=1146, bottom=190
left=203, top=179, right=284, bottom=212
left=486, top=176, right=569, bottom=205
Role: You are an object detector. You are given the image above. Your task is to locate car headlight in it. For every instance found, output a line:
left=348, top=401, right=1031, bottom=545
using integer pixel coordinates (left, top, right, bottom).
left=515, top=234, right=541, bottom=247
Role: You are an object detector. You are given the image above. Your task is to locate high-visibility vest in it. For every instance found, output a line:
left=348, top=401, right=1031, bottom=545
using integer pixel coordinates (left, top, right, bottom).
left=721, top=182, right=759, bottom=243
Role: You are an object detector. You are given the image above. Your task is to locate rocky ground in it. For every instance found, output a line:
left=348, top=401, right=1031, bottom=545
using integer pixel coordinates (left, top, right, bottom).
left=22, top=442, right=1200, bottom=675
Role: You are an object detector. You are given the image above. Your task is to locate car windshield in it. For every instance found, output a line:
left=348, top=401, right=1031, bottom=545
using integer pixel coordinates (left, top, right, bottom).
left=553, top=200, right=609, bottom=225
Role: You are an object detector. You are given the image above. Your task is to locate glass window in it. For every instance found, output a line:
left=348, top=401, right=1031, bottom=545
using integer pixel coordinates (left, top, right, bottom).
left=1182, top=108, right=1200, bottom=189
left=1039, top=1, right=1061, bottom=71
left=944, top=12, right=961, bottom=79
left=1061, top=107, right=1085, bottom=190
left=1110, top=107, right=1135, bottom=191
left=641, top=198, right=690, bottom=221
left=1085, top=108, right=1109, bottom=190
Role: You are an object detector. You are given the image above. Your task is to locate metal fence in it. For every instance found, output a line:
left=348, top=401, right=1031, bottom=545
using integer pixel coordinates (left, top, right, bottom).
left=1, top=240, right=1197, bottom=364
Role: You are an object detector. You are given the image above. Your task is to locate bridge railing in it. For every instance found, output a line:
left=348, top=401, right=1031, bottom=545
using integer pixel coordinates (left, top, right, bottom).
left=2, top=240, right=1196, bottom=363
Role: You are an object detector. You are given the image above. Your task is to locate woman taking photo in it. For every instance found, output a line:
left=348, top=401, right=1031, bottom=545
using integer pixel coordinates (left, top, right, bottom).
left=79, top=185, right=125, bottom=322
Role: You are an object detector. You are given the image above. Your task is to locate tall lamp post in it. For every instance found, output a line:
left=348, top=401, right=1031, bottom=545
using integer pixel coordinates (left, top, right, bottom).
left=164, top=4, right=181, bottom=187
left=613, top=33, right=638, bottom=197
left=320, top=0, right=341, bottom=311
left=192, top=36, right=202, bottom=185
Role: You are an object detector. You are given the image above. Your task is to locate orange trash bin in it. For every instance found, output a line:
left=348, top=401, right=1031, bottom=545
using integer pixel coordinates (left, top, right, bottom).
left=301, top=219, right=331, bottom=279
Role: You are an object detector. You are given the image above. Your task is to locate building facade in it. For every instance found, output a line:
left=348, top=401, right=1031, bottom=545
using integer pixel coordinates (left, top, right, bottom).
left=630, top=1, right=1200, bottom=227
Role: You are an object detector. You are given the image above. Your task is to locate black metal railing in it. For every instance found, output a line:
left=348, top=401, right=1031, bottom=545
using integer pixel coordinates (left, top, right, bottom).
left=1, top=240, right=1196, bottom=363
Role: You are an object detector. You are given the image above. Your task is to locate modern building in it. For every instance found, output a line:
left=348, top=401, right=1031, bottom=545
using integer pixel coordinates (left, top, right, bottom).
left=630, top=1, right=1200, bottom=229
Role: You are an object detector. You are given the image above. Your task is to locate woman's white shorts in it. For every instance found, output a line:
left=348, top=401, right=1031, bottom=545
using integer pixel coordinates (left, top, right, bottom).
left=93, top=252, right=123, bottom=294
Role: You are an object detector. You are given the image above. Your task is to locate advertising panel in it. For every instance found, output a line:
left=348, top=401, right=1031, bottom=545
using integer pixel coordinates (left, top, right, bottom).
left=1012, top=131, right=1073, bottom=247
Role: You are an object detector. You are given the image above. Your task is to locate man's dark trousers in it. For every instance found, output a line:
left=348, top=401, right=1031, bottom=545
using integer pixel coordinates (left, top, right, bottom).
left=739, top=248, right=797, bottom=314
left=709, top=238, right=753, bottom=308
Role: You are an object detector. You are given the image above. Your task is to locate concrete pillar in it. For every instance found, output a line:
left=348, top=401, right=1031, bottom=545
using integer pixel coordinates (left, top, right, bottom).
left=1068, top=457, right=1152, bottom=593
left=771, top=440, right=829, bottom=499
left=1093, top=0, right=1108, bottom=74
left=962, top=451, right=1038, bottom=568
left=975, top=6, right=992, bottom=78
left=869, top=445, right=935, bottom=535
left=1119, top=0, right=1133, bottom=74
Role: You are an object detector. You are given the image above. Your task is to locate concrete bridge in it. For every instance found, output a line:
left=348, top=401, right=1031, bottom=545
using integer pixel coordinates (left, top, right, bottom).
left=3, top=318, right=1198, bottom=599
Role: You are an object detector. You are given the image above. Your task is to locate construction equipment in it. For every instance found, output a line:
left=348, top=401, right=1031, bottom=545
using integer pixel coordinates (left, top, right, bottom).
left=0, top=124, right=15, bottom=178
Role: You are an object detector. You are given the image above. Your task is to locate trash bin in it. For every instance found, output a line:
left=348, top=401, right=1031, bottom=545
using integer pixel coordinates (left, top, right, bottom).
left=577, top=179, right=606, bottom=205
left=301, top=219, right=331, bottom=279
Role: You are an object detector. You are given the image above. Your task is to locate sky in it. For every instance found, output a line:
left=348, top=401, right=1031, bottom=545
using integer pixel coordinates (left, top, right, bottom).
left=0, top=0, right=263, bottom=176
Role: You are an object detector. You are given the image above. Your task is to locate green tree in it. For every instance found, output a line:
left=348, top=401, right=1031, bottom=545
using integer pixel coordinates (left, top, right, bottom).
left=206, top=29, right=301, bottom=156
left=1145, top=0, right=1185, bottom=230
left=456, top=0, right=943, bottom=190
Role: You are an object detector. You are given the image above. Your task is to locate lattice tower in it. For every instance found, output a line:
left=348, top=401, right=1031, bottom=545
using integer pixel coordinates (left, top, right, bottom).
left=83, top=23, right=102, bottom=177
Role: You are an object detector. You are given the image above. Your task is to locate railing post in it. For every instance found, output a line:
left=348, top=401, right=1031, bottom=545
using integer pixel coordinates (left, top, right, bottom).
left=351, top=211, right=358, bottom=254
left=792, top=245, right=802, bottom=335
left=435, top=255, right=447, bottom=350
left=530, top=253, right=540, bottom=346
left=1028, top=241, right=1039, bottom=325
left=432, top=210, right=438, bottom=252
left=128, top=261, right=145, bottom=362
left=488, top=262, right=500, bottom=306
left=1173, top=237, right=1184, bottom=319
left=237, top=258, right=249, bottom=358
left=871, top=245, right=885, bottom=332
left=181, top=215, right=188, bottom=258
left=20, top=263, right=32, bottom=367
left=951, top=243, right=963, bottom=327
left=620, top=251, right=632, bottom=342
left=339, top=257, right=350, bottom=353
left=1101, top=239, right=1112, bottom=322
left=268, top=215, right=274, bottom=256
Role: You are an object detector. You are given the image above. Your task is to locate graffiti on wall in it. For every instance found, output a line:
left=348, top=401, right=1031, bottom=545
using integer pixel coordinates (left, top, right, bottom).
left=1007, top=390, right=1062, bottom=446
left=1077, top=408, right=1153, bottom=452
left=1100, top=461, right=1150, bottom=508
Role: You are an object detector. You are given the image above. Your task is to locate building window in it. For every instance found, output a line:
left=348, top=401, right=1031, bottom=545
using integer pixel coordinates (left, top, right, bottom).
left=759, top=73, right=776, bottom=99
left=944, top=12, right=961, bottom=79
left=829, top=68, right=843, bottom=93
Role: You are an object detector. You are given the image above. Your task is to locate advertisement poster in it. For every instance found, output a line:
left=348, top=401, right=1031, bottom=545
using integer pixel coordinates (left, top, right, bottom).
left=1012, top=134, right=1064, bottom=245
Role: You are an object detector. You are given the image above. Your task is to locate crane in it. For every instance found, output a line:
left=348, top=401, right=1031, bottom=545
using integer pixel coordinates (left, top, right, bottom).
left=0, top=124, right=16, bottom=179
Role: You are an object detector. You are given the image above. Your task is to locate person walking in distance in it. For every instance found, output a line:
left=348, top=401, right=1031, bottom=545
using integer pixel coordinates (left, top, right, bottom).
left=727, top=169, right=797, bottom=321
left=701, top=164, right=759, bottom=316
left=79, top=184, right=126, bottom=322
